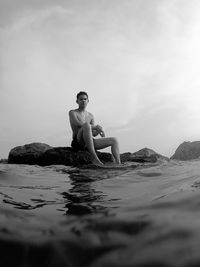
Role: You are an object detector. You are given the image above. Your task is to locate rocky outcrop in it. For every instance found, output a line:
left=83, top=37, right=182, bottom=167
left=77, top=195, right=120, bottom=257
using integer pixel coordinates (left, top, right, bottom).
left=171, top=141, right=200, bottom=160
left=8, top=143, right=113, bottom=166
left=121, top=148, right=169, bottom=163
left=8, top=143, right=52, bottom=165
left=40, top=147, right=113, bottom=166
left=8, top=143, right=168, bottom=166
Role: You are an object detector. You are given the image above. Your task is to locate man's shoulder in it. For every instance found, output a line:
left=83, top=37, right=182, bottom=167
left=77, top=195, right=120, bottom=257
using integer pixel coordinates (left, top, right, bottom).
left=69, top=109, right=77, bottom=115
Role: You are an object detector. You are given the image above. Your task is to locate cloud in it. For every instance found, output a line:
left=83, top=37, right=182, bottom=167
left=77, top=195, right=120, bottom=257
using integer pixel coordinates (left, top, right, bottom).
left=1, top=0, right=200, bottom=158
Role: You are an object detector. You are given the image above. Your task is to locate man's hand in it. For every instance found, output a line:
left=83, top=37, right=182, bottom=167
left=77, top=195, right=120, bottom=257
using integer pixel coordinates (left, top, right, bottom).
left=99, top=131, right=105, bottom=137
left=95, top=124, right=103, bottom=132
left=95, top=125, right=105, bottom=137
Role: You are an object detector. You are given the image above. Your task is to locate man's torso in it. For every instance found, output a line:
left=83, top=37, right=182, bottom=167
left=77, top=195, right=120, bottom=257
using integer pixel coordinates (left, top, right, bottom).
left=70, top=109, right=93, bottom=137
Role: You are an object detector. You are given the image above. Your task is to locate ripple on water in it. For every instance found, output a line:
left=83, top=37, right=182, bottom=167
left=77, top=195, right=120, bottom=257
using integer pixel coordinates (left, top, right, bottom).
left=137, top=171, right=163, bottom=177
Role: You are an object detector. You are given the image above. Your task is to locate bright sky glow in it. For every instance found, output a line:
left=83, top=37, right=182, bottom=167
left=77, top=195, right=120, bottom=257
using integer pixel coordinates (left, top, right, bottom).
left=1, top=0, right=200, bottom=158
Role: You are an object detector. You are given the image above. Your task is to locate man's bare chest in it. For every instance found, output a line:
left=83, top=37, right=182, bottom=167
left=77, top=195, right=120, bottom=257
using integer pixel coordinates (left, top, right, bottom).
left=76, top=112, right=92, bottom=123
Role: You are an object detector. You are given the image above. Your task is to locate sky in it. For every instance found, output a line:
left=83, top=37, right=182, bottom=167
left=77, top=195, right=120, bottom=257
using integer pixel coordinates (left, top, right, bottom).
left=1, top=0, right=200, bottom=158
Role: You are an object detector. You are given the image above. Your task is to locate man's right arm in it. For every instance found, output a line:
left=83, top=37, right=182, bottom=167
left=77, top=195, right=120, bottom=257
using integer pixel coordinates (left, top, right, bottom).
left=69, top=110, right=83, bottom=128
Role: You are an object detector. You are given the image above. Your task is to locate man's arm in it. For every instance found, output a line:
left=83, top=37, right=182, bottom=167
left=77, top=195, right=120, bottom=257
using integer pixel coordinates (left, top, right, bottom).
left=91, top=114, right=105, bottom=137
left=69, top=110, right=105, bottom=137
left=69, top=110, right=83, bottom=128
left=90, top=114, right=99, bottom=137
left=98, top=127, right=105, bottom=137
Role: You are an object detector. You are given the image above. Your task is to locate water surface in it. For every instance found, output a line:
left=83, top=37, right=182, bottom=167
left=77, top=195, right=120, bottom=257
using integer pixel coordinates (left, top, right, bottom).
left=1, top=161, right=200, bottom=266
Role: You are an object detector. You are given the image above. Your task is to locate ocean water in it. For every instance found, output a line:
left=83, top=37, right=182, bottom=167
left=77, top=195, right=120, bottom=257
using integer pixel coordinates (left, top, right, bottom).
left=1, top=160, right=200, bottom=266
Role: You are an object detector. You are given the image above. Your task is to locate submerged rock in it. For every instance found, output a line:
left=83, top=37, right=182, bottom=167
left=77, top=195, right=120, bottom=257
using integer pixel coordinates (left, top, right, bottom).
left=171, top=141, right=200, bottom=160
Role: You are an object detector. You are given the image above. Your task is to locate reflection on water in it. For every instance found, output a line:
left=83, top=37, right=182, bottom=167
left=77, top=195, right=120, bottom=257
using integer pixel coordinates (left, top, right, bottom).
left=0, top=164, right=125, bottom=217
left=2, top=162, right=200, bottom=266
left=61, top=166, right=135, bottom=216
left=2, top=160, right=200, bottom=219
left=0, top=163, right=166, bottom=217
left=63, top=172, right=108, bottom=216
left=64, top=164, right=168, bottom=215
left=0, top=164, right=71, bottom=216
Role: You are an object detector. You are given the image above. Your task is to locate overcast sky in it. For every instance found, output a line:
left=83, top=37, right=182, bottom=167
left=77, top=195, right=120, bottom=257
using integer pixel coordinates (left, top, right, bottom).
left=1, top=0, right=200, bottom=158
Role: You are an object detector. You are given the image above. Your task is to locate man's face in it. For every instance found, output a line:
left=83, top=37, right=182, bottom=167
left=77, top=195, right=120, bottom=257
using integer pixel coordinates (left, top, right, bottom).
left=77, top=94, right=89, bottom=108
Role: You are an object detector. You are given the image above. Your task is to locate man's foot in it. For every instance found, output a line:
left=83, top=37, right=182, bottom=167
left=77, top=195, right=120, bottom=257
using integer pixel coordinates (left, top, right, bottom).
left=106, top=162, right=124, bottom=167
left=92, top=158, right=104, bottom=167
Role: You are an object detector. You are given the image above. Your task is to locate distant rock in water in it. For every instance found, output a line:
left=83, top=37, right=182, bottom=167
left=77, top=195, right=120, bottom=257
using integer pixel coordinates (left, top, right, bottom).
left=171, top=141, right=200, bottom=160
left=120, top=147, right=168, bottom=163
left=8, top=143, right=168, bottom=166
left=0, top=158, right=8, bottom=163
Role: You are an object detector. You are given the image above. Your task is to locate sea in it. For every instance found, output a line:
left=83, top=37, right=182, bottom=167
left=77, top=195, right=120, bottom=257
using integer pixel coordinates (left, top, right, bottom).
left=1, top=160, right=200, bottom=266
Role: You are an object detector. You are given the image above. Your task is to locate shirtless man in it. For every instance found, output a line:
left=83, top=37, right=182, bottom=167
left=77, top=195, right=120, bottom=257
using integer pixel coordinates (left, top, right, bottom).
left=69, top=91, right=121, bottom=166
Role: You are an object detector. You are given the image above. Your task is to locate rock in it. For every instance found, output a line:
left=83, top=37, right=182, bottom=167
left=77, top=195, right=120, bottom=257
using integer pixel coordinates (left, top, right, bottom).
left=121, top=148, right=168, bottom=163
left=8, top=143, right=167, bottom=166
left=8, top=143, right=52, bottom=165
left=120, top=152, right=132, bottom=162
left=8, top=143, right=113, bottom=166
left=0, top=159, right=8, bottom=163
left=171, top=141, right=200, bottom=160
left=39, top=147, right=113, bottom=166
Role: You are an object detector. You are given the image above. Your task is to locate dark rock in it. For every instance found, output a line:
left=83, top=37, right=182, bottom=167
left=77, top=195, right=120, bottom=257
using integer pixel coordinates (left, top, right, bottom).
left=39, top=147, right=81, bottom=166
left=8, top=143, right=167, bottom=166
left=171, top=141, right=200, bottom=160
left=121, top=148, right=169, bottom=163
left=120, top=152, right=132, bottom=162
left=8, top=143, right=52, bottom=165
left=0, top=159, right=8, bottom=164
left=8, top=143, right=113, bottom=166
left=39, top=147, right=113, bottom=166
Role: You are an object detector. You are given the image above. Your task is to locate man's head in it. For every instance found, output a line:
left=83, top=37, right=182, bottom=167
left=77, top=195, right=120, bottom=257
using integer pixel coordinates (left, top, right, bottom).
left=76, top=91, right=89, bottom=108
left=76, top=91, right=88, bottom=101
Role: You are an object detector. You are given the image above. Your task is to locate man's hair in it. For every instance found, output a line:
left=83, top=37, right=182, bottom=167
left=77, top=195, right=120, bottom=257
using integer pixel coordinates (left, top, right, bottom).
left=76, top=91, right=88, bottom=100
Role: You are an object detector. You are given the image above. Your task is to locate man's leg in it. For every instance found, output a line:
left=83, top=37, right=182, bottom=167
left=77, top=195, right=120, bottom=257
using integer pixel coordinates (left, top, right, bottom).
left=94, top=137, right=121, bottom=164
left=77, top=122, right=103, bottom=165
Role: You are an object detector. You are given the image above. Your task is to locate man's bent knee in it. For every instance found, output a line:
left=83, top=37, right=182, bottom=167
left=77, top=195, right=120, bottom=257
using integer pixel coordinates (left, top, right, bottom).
left=82, top=122, right=91, bottom=130
left=111, top=137, right=119, bottom=145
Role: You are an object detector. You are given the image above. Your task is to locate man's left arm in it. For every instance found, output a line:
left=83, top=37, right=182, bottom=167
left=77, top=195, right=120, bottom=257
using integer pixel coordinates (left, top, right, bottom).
left=90, top=114, right=105, bottom=137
